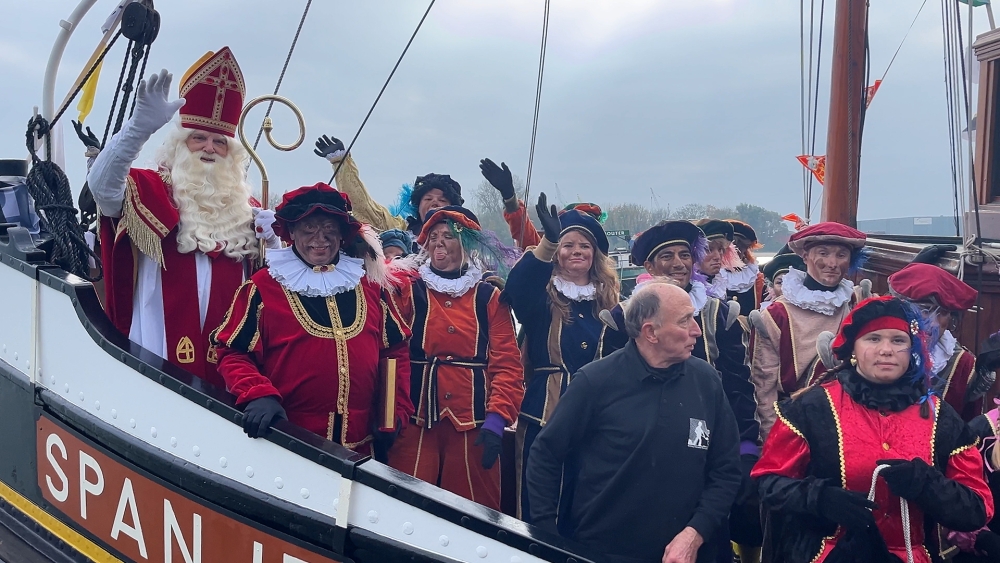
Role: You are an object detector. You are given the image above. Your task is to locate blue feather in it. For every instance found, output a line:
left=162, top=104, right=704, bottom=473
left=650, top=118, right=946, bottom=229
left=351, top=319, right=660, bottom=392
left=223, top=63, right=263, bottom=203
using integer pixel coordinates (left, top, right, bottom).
left=389, top=183, right=416, bottom=219
left=848, top=246, right=871, bottom=276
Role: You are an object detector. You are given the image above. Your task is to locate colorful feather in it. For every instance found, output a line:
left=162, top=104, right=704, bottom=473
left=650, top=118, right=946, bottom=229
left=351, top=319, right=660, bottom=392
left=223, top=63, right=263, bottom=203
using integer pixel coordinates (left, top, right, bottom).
left=389, top=183, right=416, bottom=219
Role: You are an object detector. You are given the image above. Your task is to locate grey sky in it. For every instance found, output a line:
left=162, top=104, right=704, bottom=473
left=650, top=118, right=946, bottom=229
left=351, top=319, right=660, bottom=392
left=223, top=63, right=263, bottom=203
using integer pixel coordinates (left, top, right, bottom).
left=0, top=0, right=991, bottom=221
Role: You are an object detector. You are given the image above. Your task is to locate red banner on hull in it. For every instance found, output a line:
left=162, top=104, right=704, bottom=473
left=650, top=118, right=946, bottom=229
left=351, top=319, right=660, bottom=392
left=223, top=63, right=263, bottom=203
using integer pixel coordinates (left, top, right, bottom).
left=36, top=415, right=343, bottom=563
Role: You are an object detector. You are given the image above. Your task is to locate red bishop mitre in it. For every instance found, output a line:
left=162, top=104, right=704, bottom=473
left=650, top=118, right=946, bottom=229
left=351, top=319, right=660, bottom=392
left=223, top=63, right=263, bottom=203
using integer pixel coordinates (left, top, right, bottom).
left=888, top=263, right=978, bottom=312
left=177, top=47, right=245, bottom=137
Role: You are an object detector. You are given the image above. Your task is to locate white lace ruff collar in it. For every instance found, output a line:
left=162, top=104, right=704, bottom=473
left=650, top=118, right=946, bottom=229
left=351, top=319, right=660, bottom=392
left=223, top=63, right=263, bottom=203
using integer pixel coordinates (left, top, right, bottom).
left=704, top=274, right=729, bottom=300
left=553, top=276, right=596, bottom=301
left=267, top=247, right=363, bottom=297
left=419, top=262, right=482, bottom=297
left=931, top=330, right=958, bottom=375
left=721, top=263, right=759, bottom=293
left=780, top=268, right=854, bottom=316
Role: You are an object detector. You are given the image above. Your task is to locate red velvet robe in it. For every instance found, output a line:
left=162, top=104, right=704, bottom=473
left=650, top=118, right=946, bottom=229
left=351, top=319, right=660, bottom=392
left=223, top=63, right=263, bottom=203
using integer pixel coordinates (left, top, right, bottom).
left=212, top=270, right=413, bottom=451
left=98, top=168, right=248, bottom=386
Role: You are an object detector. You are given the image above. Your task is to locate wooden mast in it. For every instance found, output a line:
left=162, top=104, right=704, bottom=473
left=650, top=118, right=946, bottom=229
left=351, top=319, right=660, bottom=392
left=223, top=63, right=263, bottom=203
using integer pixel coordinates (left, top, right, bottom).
left=821, top=0, right=868, bottom=227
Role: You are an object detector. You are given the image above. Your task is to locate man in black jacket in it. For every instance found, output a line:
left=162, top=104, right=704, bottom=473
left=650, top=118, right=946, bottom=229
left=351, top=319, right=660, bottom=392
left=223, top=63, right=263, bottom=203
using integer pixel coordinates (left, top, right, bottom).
left=527, top=281, right=742, bottom=563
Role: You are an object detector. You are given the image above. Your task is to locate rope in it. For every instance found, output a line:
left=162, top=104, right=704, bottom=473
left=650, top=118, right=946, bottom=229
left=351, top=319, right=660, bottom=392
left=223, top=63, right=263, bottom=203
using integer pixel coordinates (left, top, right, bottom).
left=521, top=0, right=552, bottom=236
left=49, top=30, right=122, bottom=134
left=128, top=42, right=154, bottom=118
left=24, top=116, right=102, bottom=282
left=869, top=464, right=913, bottom=563
left=806, top=0, right=827, bottom=221
left=878, top=0, right=928, bottom=85
left=111, top=42, right=149, bottom=139
left=328, top=0, right=437, bottom=185
left=101, top=39, right=135, bottom=147
left=252, top=0, right=313, bottom=152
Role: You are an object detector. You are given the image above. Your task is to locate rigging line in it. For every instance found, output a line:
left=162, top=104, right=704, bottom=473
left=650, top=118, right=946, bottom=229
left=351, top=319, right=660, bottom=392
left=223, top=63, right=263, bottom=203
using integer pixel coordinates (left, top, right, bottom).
left=522, top=0, right=552, bottom=236
left=942, top=0, right=961, bottom=234
left=878, top=0, right=928, bottom=84
left=804, top=0, right=817, bottom=218
left=49, top=30, right=122, bottom=134
left=800, top=0, right=809, bottom=213
left=252, top=0, right=313, bottom=152
left=329, top=0, right=437, bottom=185
left=807, top=0, right=827, bottom=221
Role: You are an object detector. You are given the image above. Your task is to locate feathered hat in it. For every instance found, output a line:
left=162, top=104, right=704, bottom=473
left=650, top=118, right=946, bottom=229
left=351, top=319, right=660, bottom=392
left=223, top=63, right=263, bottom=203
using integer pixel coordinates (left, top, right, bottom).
left=416, top=205, right=520, bottom=277
left=693, top=218, right=743, bottom=269
left=832, top=296, right=931, bottom=387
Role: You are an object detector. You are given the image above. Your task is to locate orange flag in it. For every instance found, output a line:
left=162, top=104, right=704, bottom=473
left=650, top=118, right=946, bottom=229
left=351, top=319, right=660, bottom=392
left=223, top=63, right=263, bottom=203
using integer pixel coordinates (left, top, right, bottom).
left=866, top=80, right=882, bottom=108
left=796, top=155, right=826, bottom=185
left=781, top=213, right=809, bottom=231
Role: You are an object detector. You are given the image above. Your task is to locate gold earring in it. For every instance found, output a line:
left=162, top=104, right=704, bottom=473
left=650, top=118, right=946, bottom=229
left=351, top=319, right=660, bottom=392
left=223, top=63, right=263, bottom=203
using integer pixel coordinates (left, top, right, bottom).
left=850, top=354, right=858, bottom=366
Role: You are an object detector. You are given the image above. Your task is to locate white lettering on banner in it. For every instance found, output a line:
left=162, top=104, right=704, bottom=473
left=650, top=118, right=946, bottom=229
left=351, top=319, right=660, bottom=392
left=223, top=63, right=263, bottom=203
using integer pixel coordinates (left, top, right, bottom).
left=79, top=451, right=104, bottom=520
left=164, top=499, right=201, bottom=563
left=45, top=433, right=69, bottom=503
left=111, top=478, right=149, bottom=559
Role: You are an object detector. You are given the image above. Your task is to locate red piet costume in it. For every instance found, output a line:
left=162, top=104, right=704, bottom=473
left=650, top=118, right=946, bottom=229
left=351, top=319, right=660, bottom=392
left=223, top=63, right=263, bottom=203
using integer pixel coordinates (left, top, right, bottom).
left=98, top=48, right=252, bottom=387
left=889, top=263, right=985, bottom=421
left=212, top=184, right=413, bottom=452
left=387, top=206, right=524, bottom=510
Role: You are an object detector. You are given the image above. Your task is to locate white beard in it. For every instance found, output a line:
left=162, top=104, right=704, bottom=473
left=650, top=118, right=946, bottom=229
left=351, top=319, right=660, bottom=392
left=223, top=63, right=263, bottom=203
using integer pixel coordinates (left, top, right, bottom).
left=166, top=143, right=257, bottom=259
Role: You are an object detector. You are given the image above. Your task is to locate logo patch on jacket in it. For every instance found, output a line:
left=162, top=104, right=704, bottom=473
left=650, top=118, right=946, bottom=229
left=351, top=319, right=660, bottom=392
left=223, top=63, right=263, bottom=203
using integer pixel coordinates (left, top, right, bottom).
left=688, top=418, right=710, bottom=450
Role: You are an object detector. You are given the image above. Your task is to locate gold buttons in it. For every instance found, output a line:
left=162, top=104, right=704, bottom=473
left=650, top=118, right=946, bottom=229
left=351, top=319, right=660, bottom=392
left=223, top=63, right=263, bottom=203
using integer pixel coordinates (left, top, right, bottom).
left=335, top=329, right=343, bottom=337
left=581, top=342, right=589, bottom=350
left=882, top=443, right=890, bottom=451
left=445, top=301, right=453, bottom=308
left=447, top=326, right=456, bottom=334
left=340, top=367, right=347, bottom=374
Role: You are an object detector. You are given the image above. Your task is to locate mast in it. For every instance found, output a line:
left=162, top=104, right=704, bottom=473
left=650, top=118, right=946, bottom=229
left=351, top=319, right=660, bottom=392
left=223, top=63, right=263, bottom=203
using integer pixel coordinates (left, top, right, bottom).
left=821, top=0, right=868, bottom=227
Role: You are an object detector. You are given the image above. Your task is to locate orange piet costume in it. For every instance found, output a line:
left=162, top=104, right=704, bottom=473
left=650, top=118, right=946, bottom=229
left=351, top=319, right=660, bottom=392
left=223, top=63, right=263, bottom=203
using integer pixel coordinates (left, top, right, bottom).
left=388, top=206, right=524, bottom=510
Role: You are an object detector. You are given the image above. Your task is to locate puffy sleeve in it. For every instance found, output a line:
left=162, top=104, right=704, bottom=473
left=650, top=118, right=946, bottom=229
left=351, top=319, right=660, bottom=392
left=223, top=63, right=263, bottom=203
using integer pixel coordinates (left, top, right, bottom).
left=330, top=154, right=407, bottom=231
left=501, top=239, right=554, bottom=324
left=485, top=287, right=525, bottom=425
left=501, top=198, right=541, bottom=250
left=750, top=305, right=783, bottom=441
left=211, top=281, right=278, bottom=405
left=752, top=400, right=828, bottom=517
left=379, top=286, right=415, bottom=427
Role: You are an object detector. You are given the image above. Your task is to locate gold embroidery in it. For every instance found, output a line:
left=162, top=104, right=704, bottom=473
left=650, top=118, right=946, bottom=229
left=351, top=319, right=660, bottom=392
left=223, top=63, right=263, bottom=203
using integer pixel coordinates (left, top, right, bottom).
left=283, top=287, right=366, bottom=339
left=940, top=350, right=964, bottom=401
left=176, top=336, right=196, bottom=364
left=822, top=387, right=846, bottom=487
left=206, top=345, right=218, bottom=364
left=950, top=439, right=979, bottom=457
left=327, top=412, right=336, bottom=441
left=930, top=396, right=941, bottom=462
left=218, top=281, right=255, bottom=347
left=774, top=403, right=806, bottom=440
left=120, top=176, right=166, bottom=267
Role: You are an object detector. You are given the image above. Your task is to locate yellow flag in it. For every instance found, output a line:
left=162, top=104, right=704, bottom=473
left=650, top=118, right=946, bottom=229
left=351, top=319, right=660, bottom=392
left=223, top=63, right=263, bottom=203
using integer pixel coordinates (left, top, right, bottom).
left=76, top=60, right=104, bottom=123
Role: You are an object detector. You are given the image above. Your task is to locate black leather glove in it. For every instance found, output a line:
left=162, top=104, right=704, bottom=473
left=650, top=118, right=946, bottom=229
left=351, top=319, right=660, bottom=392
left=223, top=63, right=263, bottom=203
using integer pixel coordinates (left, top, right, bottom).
left=911, top=244, right=957, bottom=265
left=372, top=423, right=401, bottom=463
left=876, top=458, right=936, bottom=501
left=737, top=454, right=760, bottom=505
left=241, top=396, right=287, bottom=438
left=313, top=134, right=345, bottom=159
left=473, top=428, right=503, bottom=470
left=977, top=530, right=1000, bottom=561
left=479, top=158, right=516, bottom=200
left=72, top=120, right=101, bottom=150
left=535, top=192, right=561, bottom=244
left=818, top=486, right=877, bottom=531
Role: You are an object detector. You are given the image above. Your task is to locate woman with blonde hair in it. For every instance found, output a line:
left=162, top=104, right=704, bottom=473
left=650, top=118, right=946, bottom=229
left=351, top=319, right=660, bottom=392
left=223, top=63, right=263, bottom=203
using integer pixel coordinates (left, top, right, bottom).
left=501, top=192, right=622, bottom=523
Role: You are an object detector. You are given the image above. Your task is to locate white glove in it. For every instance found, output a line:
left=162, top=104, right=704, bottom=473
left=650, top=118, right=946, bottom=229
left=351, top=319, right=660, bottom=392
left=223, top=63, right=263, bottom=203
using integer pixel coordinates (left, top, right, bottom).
left=253, top=208, right=281, bottom=249
left=132, top=69, right=186, bottom=137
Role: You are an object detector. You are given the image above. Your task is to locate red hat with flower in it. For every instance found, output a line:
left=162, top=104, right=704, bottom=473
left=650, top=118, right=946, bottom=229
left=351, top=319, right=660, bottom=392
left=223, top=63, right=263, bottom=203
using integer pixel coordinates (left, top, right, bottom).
left=888, top=263, right=977, bottom=312
left=178, top=47, right=245, bottom=137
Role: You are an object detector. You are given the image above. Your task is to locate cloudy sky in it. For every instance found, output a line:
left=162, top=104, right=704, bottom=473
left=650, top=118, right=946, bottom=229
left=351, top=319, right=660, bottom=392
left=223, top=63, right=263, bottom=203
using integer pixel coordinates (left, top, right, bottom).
left=0, top=0, right=992, bottom=221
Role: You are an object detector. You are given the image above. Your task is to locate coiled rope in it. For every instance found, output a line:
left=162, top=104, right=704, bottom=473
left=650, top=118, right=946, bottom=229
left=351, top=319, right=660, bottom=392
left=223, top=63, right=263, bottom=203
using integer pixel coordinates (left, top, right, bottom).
left=869, top=464, right=913, bottom=563
left=24, top=116, right=102, bottom=282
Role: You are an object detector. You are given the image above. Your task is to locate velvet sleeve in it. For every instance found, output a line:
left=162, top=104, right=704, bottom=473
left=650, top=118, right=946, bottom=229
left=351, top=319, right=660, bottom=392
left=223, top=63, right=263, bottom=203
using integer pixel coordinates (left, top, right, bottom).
left=714, top=304, right=760, bottom=449
left=501, top=199, right=541, bottom=250
left=330, top=154, right=407, bottom=231
left=751, top=405, right=829, bottom=517
left=485, top=289, right=525, bottom=425
left=211, top=281, right=280, bottom=405
left=502, top=247, right=553, bottom=325
left=750, top=305, right=783, bottom=441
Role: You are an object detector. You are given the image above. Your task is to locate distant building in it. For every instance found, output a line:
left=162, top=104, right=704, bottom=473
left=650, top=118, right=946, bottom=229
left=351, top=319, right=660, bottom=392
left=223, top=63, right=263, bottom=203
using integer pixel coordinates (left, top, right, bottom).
left=857, top=216, right=961, bottom=237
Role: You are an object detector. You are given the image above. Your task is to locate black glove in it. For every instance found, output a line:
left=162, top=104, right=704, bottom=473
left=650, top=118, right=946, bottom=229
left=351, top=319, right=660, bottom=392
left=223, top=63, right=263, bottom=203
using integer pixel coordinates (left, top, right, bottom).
left=313, top=134, right=345, bottom=159
left=876, top=458, right=936, bottom=501
left=977, top=530, right=1000, bottom=561
left=473, top=428, right=503, bottom=470
left=911, top=244, right=957, bottom=265
left=241, top=396, right=287, bottom=438
left=479, top=158, right=516, bottom=200
left=535, top=192, right=561, bottom=244
left=72, top=120, right=101, bottom=150
left=736, top=453, right=760, bottom=505
left=825, top=524, right=903, bottom=563
left=818, top=486, right=877, bottom=531
left=78, top=183, right=98, bottom=227
left=372, top=424, right=401, bottom=463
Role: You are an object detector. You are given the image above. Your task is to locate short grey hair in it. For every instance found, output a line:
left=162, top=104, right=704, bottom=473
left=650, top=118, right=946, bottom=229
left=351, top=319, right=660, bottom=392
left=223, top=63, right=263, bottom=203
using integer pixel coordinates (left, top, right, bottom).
left=624, top=280, right=673, bottom=338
